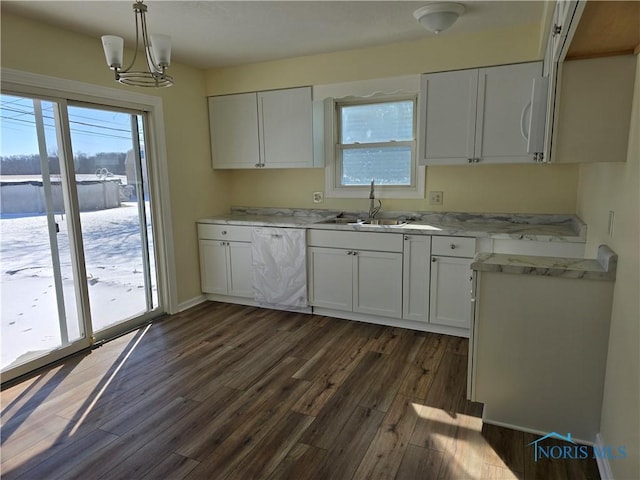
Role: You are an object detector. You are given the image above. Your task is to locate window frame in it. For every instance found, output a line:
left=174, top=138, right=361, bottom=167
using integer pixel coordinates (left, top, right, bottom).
left=325, top=93, right=425, bottom=199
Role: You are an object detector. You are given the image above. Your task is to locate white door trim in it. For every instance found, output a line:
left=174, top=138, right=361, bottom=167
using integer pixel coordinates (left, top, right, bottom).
left=1, top=68, right=178, bottom=315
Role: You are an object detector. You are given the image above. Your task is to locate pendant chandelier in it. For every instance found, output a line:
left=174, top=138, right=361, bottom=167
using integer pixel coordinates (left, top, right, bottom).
left=101, top=0, right=173, bottom=88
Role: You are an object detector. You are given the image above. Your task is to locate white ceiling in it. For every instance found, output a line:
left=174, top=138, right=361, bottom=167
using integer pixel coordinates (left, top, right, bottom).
left=2, top=1, right=545, bottom=69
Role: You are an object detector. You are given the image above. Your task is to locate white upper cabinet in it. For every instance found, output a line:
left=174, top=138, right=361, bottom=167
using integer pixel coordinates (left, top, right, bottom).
left=550, top=1, right=580, bottom=62
left=209, top=86, right=318, bottom=169
left=257, top=88, right=314, bottom=168
left=475, top=62, right=544, bottom=163
left=419, top=69, right=478, bottom=165
left=209, top=93, right=260, bottom=169
left=419, top=62, right=544, bottom=165
left=542, top=0, right=636, bottom=163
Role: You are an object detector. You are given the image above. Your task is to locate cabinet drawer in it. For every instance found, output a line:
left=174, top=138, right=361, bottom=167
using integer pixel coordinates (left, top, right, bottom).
left=308, top=229, right=403, bottom=253
left=198, top=223, right=252, bottom=242
left=432, top=236, right=476, bottom=258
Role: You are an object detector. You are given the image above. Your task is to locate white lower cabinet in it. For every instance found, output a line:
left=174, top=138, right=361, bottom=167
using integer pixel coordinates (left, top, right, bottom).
left=307, top=247, right=353, bottom=311
left=429, top=256, right=473, bottom=329
left=402, top=234, right=431, bottom=322
left=309, top=246, right=403, bottom=318
left=429, top=236, right=476, bottom=331
left=198, top=224, right=254, bottom=299
left=353, top=250, right=403, bottom=318
left=308, top=230, right=404, bottom=319
left=199, top=240, right=253, bottom=298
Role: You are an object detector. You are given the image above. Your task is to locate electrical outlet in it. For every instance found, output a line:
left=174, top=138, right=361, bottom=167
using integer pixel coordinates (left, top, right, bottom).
left=429, top=191, right=443, bottom=206
left=312, top=191, right=324, bottom=204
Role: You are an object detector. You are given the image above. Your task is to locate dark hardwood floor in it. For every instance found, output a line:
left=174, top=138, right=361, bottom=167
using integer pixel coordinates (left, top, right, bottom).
left=1, top=301, right=600, bottom=479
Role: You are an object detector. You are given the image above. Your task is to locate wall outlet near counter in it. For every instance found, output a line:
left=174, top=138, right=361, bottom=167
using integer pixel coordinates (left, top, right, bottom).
left=313, top=191, right=324, bottom=204
left=429, top=191, right=443, bottom=206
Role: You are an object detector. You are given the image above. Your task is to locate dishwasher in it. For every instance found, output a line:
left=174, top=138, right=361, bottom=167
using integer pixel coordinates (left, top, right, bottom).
left=251, top=227, right=308, bottom=311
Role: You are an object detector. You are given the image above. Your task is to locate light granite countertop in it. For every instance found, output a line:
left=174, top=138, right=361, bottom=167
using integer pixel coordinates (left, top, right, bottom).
left=471, top=245, right=617, bottom=281
left=198, top=207, right=587, bottom=243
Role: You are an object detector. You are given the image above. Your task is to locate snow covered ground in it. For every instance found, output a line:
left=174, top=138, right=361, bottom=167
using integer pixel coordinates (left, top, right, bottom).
left=0, top=202, right=157, bottom=370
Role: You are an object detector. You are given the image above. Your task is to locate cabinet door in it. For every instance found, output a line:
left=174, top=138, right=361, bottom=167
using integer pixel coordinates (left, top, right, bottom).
left=227, top=241, right=253, bottom=298
left=475, top=62, right=542, bottom=164
left=258, top=87, right=314, bottom=168
left=419, top=69, right=478, bottom=165
left=354, top=251, right=403, bottom=318
left=208, top=93, right=260, bottom=169
left=552, top=1, right=580, bottom=62
left=429, top=256, right=473, bottom=330
left=402, top=235, right=431, bottom=322
left=199, top=239, right=229, bottom=295
left=308, top=247, right=353, bottom=311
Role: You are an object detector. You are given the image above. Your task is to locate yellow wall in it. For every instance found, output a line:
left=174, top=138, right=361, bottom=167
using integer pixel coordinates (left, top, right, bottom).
left=1, top=10, right=580, bottom=309
left=1, top=11, right=231, bottom=305
left=228, top=164, right=578, bottom=214
left=576, top=53, right=640, bottom=479
left=205, top=22, right=579, bottom=214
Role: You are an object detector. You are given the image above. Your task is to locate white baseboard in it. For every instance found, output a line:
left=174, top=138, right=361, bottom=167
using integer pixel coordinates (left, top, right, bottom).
left=480, top=417, right=594, bottom=446
left=595, top=433, right=614, bottom=480
left=176, top=295, right=207, bottom=313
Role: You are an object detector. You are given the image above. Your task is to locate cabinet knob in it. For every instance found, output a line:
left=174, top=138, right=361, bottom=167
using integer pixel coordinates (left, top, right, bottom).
left=221, top=230, right=227, bottom=235
left=432, top=258, right=437, bottom=263
left=553, top=24, right=562, bottom=36
left=219, top=241, right=225, bottom=246
left=468, top=158, right=474, bottom=164
left=255, top=163, right=261, bottom=168
left=450, top=243, right=457, bottom=250
left=404, top=236, right=409, bottom=241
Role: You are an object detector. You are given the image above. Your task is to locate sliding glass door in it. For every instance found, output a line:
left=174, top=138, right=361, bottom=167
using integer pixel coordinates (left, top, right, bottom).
left=1, top=93, right=161, bottom=380
left=0, top=95, right=89, bottom=374
left=66, top=103, right=158, bottom=336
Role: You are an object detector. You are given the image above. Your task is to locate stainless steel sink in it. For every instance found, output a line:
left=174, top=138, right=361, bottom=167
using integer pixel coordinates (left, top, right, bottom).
left=316, top=217, right=410, bottom=226
left=316, top=218, right=362, bottom=224
left=361, top=219, right=408, bottom=226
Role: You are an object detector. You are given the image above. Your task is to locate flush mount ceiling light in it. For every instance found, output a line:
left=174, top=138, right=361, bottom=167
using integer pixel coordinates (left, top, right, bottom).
left=101, top=0, right=173, bottom=88
left=413, top=3, right=465, bottom=34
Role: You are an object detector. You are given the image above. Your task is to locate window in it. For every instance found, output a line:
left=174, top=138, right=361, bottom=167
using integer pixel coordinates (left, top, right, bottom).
left=326, top=95, right=424, bottom=198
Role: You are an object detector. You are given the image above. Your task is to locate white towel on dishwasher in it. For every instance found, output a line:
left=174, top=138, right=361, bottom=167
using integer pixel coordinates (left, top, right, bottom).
left=251, top=227, right=308, bottom=309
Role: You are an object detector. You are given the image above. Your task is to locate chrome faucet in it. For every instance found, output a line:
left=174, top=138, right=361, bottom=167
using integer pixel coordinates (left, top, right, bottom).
left=368, top=180, right=382, bottom=219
